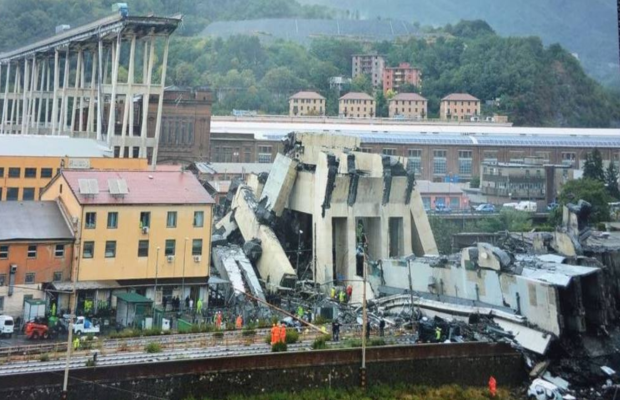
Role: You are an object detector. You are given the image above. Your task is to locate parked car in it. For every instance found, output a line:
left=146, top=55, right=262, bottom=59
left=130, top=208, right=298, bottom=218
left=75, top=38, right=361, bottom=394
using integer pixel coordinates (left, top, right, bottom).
left=434, top=205, right=452, bottom=214
left=527, top=378, right=575, bottom=400
left=475, top=204, right=496, bottom=213
left=0, top=315, right=14, bottom=338
left=516, top=201, right=537, bottom=212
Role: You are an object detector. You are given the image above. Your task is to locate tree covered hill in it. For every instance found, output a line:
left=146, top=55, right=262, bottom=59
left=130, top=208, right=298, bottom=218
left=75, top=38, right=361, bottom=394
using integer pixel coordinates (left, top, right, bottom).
left=299, top=0, right=620, bottom=88
left=0, top=1, right=618, bottom=127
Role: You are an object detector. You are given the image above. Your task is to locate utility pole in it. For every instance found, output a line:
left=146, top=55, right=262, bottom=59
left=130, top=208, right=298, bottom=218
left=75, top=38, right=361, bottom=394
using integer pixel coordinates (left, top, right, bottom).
left=154, top=247, right=160, bottom=305
left=62, top=234, right=81, bottom=399
left=181, top=238, right=188, bottom=311
left=360, top=247, right=368, bottom=388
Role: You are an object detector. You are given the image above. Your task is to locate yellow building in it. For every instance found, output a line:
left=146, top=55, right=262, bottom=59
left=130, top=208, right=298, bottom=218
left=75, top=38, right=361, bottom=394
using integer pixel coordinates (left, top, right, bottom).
left=339, top=92, right=376, bottom=118
left=439, top=93, right=481, bottom=121
left=388, top=93, right=428, bottom=119
left=289, top=91, right=326, bottom=116
left=41, top=170, right=214, bottom=307
left=0, top=135, right=147, bottom=201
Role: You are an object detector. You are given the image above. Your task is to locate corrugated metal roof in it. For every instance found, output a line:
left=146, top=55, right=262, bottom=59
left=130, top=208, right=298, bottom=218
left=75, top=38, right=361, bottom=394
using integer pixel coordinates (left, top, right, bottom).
left=0, top=135, right=112, bottom=157
left=0, top=201, right=74, bottom=242
left=194, top=163, right=272, bottom=175
left=62, top=170, right=214, bottom=205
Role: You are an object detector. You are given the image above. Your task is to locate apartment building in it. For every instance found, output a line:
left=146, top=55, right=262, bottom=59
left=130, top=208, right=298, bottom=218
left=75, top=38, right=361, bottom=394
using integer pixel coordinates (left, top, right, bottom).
left=382, top=63, right=422, bottom=94
left=41, top=170, right=214, bottom=310
left=480, top=160, right=573, bottom=206
left=339, top=92, right=376, bottom=118
left=288, top=91, right=326, bottom=116
left=440, top=93, right=481, bottom=121
left=0, top=135, right=148, bottom=202
left=0, top=202, right=74, bottom=317
left=352, top=54, right=385, bottom=88
left=416, top=180, right=468, bottom=211
left=388, top=93, right=428, bottom=119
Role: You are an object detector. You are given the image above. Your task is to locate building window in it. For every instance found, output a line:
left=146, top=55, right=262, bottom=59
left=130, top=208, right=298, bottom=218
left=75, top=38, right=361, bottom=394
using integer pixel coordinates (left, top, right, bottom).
left=408, top=149, right=422, bottom=173
left=561, top=152, right=576, bottom=165
left=105, top=241, right=116, bottom=258
left=53, top=272, right=62, bottom=282
left=0, top=296, right=3, bottom=311
left=509, top=151, right=525, bottom=164
left=0, top=245, right=8, bottom=259
left=0, top=274, right=5, bottom=286
left=138, top=240, right=149, bottom=257
left=167, top=211, right=177, bottom=228
left=165, top=239, right=176, bottom=256
left=22, top=188, right=35, bottom=201
left=84, top=212, right=96, bottom=229
left=140, top=212, right=151, bottom=228
left=483, top=151, right=498, bottom=164
left=25, top=273, right=35, bottom=284
left=433, top=150, right=447, bottom=175
left=359, top=148, right=372, bottom=153
left=422, top=197, right=431, bottom=209
left=107, top=212, right=118, bottom=229
left=24, top=168, right=37, bottom=178
left=450, top=197, right=460, bottom=209
left=83, top=242, right=94, bottom=258
left=8, top=167, right=20, bottom=178
left=0, top=167, right=3, bottom=177
left=41, top=168, right=53, bottom=178
left=27, top=245, right=37, bottom=259
left=382, top=148, right=397, bottom=156
left=193, top=211, right=204, bottom=227
left=258, top=146, right=272, bottom=163
left=458, top=150, right=473, bottom=176
left=6, top=188, right=19, bottom=201
left=55, top=244, right=65, bottom=257
left=192, top=239, right=203, bottom=256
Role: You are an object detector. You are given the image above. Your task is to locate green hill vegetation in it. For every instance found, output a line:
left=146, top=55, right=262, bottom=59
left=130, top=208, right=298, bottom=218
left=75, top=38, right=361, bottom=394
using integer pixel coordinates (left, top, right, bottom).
left=1, top=1, right=618, bottom=127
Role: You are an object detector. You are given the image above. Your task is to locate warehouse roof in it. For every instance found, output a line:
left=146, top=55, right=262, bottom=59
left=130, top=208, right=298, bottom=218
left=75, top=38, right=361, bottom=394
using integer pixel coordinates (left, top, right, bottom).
left=0, top=135, right=112, bottom=158
left=0, top=202, right=74, bottom=242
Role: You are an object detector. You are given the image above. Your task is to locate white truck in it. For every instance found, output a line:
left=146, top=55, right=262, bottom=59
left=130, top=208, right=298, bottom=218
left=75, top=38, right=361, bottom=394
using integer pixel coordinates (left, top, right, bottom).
left=73, top=316, right=100, bottom=336
left=0, top=315, right=14, bottom=338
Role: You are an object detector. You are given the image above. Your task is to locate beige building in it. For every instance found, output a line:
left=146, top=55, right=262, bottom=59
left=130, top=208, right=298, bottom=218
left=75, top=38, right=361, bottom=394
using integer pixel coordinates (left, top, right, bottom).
left=388, top=93, right=428, bottom=119
left=339, top=92, right=376, bottom=118
left=289, top=91, right=326, bottom=117
left=440, top=93, right=481, bottom=121
left=352, top=54, right=385, bottom=88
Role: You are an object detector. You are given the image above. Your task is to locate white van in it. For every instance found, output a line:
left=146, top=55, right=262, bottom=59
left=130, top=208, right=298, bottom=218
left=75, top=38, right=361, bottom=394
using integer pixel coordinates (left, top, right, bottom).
left=0, top=315, right=14, bottom=338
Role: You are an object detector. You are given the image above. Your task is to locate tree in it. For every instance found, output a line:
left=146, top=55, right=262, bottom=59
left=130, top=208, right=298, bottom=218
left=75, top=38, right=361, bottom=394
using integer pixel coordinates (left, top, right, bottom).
left=350, top=74, right=373, bottom=95
left=557, top=178, right=612, bottom=223
left=397, top=83, right=419, bottom=94
left=583, top=148, right=605, bottom=182
left=173, top=62, right=198, bottom=87
left=469, top=176, right=480, bottom=189
left=375, top=91, right=388, bottom=117
left=605, top=162, right=620, bottom=200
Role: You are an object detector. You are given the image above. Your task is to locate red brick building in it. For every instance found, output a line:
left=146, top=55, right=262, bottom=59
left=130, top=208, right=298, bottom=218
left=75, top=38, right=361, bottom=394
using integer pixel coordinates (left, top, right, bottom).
left=382, top=63, right=422, bottom=94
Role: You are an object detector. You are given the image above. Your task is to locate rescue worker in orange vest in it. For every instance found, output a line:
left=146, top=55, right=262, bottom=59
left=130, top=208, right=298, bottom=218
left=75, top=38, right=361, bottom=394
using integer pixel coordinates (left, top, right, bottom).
left=279, top=323, right=287, bottom=344
left=236, top=315, right=243, bottom=330
left=216, top=311, right=222, bottom=330
left=270, top=324, right=278, bottom=345
left=488, top=376, right=497, bottom=397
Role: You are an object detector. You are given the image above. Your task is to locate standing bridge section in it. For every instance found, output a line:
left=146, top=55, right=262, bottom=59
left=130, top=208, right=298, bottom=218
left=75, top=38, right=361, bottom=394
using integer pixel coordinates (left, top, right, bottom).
left=0, top=13, right=181, bottom=164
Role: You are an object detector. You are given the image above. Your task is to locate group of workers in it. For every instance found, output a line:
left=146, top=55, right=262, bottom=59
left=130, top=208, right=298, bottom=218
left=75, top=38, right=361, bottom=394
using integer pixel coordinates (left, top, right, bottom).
left=213, top=311, right=244, bottom=330
left=330, top=285, right=353, bottom=303
left=270, top=323, right=288, bottom=345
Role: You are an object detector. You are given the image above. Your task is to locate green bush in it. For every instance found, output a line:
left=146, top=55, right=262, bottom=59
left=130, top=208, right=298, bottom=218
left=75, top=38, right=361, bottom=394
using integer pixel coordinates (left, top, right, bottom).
left=39, top=353, right=50, bottom=362
left=241, top=327, right=256, bottom=336
left=312, top=337, right=328, bottom=350
left=85, top=358, right=96, bottom=367
left=264, top=334, right=271, bottom=344
left=213, top=331, right=224, bottom=339
left=313, top=315, right=330, bottom=325
left=284, top=329, right=299, bottom=344
left=271, top=342, right=287, bottom=352
left=145, top=342, right=162, bottom=353
left=369, top=338, right=386, bottom=347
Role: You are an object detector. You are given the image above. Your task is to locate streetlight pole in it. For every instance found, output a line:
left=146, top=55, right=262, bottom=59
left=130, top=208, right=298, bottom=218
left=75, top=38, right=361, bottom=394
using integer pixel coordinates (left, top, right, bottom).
left=154, top=247, right=160, bottom=305
left=181, top=238, right=188, bottom=311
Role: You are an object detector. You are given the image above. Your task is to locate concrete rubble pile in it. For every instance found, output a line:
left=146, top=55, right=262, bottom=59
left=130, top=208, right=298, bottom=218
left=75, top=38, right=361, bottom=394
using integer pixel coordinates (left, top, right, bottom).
left=206, top=131, right=620, bottom=398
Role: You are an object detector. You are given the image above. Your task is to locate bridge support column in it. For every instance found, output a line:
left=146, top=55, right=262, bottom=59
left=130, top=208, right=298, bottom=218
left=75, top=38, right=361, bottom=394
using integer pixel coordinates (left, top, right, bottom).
left=0, top=63, right=7, bottom=134
left=119, top=35, right=136, bottom=158
left=150, top=35, right=170, bottom=168
left=140, top=37, right=155, bottom=159
left=107, top=34, right=122, bottom=147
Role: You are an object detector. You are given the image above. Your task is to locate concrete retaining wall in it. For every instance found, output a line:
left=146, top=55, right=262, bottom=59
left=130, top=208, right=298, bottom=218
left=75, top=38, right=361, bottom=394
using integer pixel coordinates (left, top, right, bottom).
left=0, top=342, right=525, bottom=400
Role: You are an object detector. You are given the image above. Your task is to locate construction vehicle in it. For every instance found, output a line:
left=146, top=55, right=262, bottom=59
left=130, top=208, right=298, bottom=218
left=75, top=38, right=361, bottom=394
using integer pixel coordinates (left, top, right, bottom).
left=24, top=318, right=50, bottom=340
